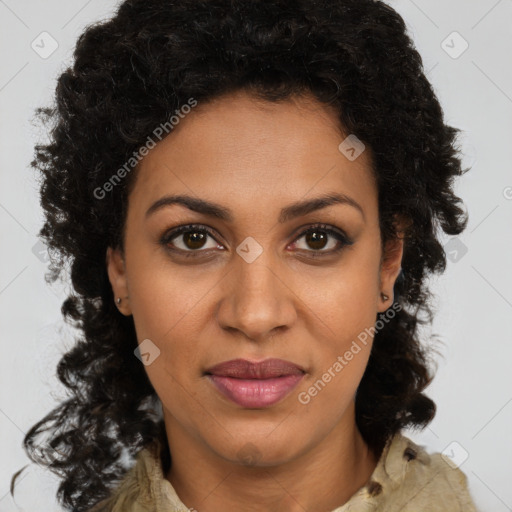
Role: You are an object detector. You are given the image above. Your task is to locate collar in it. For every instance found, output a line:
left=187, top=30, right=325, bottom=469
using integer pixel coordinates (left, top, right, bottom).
left=104, top=432, right=437, bottom=512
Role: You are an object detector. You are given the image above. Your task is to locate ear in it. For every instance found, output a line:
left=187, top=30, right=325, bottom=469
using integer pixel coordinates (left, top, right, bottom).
left=106, top=246, right=132, bottom=316
left=378, top=215, right=408, bottom=312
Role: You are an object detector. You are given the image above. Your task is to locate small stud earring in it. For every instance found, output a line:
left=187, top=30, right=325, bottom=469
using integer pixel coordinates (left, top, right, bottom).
left=116, top=297, right=122, bottom=305
left=381, top=293, right=389, bottom=301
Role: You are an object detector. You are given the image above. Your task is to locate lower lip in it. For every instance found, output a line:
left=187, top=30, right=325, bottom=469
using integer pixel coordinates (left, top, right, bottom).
left=207, top=374, right=304, bottom=408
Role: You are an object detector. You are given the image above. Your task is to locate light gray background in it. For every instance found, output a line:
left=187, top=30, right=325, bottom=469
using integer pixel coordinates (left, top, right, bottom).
left=1, top=0, right=511, bottom=510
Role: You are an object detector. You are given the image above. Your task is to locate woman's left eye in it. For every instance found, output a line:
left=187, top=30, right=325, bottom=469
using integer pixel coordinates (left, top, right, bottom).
left=291, top=225, right=353, bottom=255
left=160, top=223, right=353, bottom=258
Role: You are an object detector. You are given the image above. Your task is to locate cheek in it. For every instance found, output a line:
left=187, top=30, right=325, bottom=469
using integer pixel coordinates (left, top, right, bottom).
left=130, top=294, right=207, bottom=385
left=126, top=271, right=209, bottom=404
left=298, top=337, right=372, bottom=422
left=127, top=259, right=211, bottom=342
left=132, top=303, right=207, bottom=425
left=302, top=260, right=380, bottom=341
left=298, top=257, right=380, bottom=406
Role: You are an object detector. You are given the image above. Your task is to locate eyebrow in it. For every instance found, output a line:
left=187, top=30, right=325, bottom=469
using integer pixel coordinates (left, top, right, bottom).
left=145, top=192, right=365, bottom=223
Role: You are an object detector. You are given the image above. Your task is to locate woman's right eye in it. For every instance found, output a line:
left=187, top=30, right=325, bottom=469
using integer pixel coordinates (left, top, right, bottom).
left=160, top=224, right=224, bottom=256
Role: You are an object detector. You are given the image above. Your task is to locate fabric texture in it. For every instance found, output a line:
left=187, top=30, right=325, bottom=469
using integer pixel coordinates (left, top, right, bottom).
left=89, top=433, right=479, bottom=512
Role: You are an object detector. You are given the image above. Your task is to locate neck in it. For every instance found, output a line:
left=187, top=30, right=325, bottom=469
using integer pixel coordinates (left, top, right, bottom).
left=164, top=405, right=379, bottom=512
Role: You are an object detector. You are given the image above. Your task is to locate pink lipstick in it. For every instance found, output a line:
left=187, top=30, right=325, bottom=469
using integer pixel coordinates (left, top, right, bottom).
left=205, top=358, right=305, bottom=408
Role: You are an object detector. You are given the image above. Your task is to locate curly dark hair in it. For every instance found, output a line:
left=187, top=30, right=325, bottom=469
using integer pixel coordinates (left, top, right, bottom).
left=11, top=0, right=469, bottom=510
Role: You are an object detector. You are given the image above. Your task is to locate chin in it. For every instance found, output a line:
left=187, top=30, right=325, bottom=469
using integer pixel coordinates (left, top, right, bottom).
left=210, top=432, right=308, bottom=468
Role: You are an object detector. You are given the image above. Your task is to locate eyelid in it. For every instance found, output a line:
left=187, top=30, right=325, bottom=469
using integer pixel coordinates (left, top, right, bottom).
left=290, top=222, right=349, bottom=240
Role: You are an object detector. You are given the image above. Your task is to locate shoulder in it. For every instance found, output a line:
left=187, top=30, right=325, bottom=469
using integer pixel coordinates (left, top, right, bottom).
left=87, top=440, right=163, bottom=512
left=336, top=433, right=479, bottom=511
left=358, top=433, right=480, bottom=512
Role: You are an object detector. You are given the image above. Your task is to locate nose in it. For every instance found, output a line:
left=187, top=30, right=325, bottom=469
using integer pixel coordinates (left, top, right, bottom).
left=216, top=254, right=297, bottom=343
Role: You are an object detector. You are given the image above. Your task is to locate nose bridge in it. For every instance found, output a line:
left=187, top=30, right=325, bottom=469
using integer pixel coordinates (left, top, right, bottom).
left=216, top=246, right=297, bottom=341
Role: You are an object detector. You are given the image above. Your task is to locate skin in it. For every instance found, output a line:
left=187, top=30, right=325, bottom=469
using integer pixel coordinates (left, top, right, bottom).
left=107, top=89, right=404, bottom=512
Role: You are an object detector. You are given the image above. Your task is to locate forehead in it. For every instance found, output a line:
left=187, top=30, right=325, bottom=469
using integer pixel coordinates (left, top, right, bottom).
left=128, top=90, right=377, bottom=224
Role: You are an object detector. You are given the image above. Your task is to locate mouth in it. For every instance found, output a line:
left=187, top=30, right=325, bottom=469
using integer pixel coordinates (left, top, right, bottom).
left=204, top=358, right=305, bottom=408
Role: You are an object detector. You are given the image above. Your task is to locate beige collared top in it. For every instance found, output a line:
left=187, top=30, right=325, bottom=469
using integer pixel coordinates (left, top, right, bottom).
left=89, top=432, right=480, bottom=511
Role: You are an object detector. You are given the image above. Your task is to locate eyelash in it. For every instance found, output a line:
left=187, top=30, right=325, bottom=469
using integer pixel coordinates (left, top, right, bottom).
left=160, top=223, right=353, bottom=259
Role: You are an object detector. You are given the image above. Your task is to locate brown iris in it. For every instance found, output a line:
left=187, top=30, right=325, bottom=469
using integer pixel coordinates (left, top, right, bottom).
left=305, top=230, right=328, bottom=250
left=183, top=230, right=208, bottom=250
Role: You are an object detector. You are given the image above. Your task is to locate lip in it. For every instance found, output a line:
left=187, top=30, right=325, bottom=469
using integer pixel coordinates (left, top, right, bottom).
left=205, top=358, right=305, bottom=408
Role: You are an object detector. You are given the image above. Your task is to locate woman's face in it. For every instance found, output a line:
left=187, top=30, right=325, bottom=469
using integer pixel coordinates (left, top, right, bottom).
left=107, top=90, right=403, bottom=466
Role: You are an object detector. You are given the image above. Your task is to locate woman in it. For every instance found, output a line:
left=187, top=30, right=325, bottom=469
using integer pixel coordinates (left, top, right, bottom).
left=12, top=0, right=479, bottom=510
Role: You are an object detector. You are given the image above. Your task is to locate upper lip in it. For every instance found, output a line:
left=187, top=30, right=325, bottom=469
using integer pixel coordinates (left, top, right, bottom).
left=205, top=358, right=305, bottom=379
